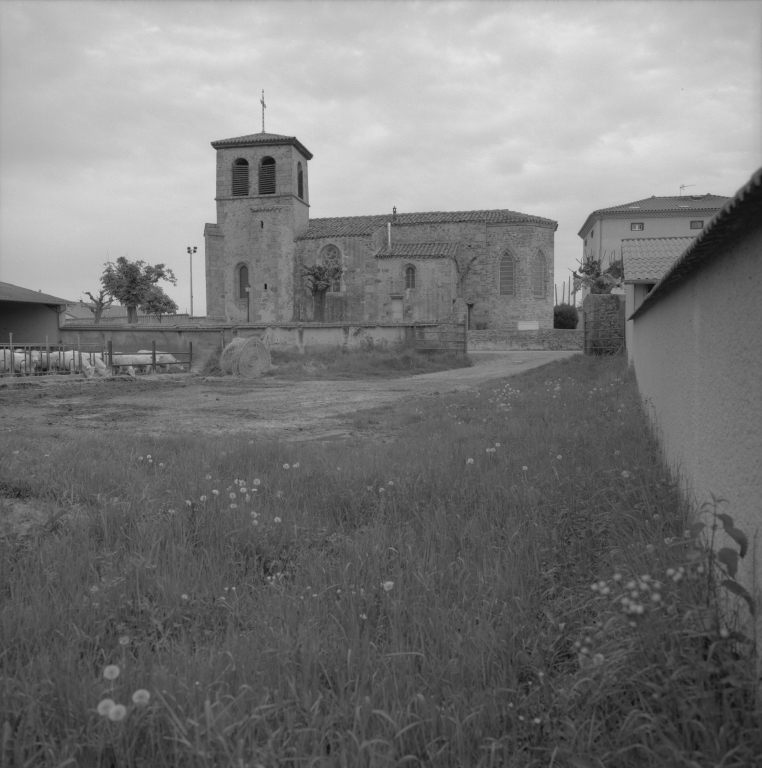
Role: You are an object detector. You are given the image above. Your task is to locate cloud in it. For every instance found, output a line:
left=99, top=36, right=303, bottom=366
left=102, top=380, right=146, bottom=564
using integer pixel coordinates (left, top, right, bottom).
left=1, top=0, right=759, bottom=309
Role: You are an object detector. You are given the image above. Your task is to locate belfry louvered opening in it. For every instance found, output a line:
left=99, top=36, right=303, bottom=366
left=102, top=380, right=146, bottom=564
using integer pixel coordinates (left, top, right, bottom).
left=297, top=162, right=304, bottom=199
left=499, top=255, right=516, bottom=296
left=259, top=157, right=276, bottom=195
left=232, top=159, right=249, bottom=196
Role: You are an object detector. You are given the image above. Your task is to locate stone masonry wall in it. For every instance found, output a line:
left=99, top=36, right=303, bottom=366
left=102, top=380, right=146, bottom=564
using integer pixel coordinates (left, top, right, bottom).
left=468, top=328, right=583, bottom=351
left=582, top=293, right=625, bottom=355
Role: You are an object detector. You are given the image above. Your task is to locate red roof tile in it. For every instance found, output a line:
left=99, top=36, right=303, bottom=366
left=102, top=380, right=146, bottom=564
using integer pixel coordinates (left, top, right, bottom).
left=299, top=209, right=557, bottom=240
left=621, top=238, right=695, bottom=282
left=211, top=131, right=313, bottom=159
left=375, top=242, right=459, bottom=259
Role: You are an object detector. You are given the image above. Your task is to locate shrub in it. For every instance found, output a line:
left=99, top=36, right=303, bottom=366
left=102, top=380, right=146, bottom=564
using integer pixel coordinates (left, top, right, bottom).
left=554, top=302, right=579, bottom=329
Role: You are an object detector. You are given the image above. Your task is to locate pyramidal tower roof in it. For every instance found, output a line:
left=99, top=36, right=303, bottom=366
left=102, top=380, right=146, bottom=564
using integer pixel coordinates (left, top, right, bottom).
left=211, top=131, right=313, bottom=159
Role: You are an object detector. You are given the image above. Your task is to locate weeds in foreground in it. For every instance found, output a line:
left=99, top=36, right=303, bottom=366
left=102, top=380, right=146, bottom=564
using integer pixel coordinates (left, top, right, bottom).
left=0, top=355, right=758, bottom=767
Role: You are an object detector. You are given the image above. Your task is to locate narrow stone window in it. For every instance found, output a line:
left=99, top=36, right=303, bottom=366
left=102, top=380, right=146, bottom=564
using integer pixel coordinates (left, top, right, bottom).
left=297, top=162, right=304, bottom=199
left=232, top=159, right=249, bottom=196
left=405, top=266, right=416, bottom=290
left=238, top=265, right=250, bottom=299
left=259, top=156, right=276, bottom=195
left=499, top=255, right=516, bottom=296
left=532, top=252, right=546, bottom=298
left=321, top=245, right=342, bottom=292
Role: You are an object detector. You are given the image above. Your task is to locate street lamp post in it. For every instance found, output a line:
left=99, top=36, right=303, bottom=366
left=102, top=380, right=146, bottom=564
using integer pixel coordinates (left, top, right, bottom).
left=187, top=246, right=197, bottom=317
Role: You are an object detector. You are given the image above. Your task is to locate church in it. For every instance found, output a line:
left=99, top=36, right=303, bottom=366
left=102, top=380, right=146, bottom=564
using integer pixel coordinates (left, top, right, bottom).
left=203, top=129, right=557, bottom=328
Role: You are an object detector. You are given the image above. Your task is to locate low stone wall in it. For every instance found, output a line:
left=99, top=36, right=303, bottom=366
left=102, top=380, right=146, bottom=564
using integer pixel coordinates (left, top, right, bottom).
left=467, top=328, right=583, bottom=351
left=58, top=322, right=440, bottom=371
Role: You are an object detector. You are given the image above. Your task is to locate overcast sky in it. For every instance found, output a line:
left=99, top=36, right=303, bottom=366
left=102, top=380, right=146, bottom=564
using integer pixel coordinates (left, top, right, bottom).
left=1, top=0, right=760, bottom=313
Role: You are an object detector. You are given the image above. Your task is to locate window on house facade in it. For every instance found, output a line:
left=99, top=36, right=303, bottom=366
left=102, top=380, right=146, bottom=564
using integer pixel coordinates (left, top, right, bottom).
left=297, top=162, right=304, bottom=199
left=321, top=245, right=342, bottom=292
left=531, top=252, right=546, bottom=298
left=690, top=220, right=703, bottom=229
left=238, top=265, right=250, bottom=299
left=499, top=254, right=516, bottom=296
left=232, top=159, right=249, bottom=196
left=631, top=223, right=644, bottom=231
left=591, top=229, right=594, bottom=238
left=259, top=157, right=276, bottom=194
left=405, top=266, right=416, bottom=290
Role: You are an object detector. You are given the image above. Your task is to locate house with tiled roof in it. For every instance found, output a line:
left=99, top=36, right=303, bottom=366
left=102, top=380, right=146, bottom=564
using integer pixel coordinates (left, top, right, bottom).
left=620, top=237, right=694, bottom=361
left=204, top=129, right=557, bottom=328
left=577, top=193, right=730, bottom=276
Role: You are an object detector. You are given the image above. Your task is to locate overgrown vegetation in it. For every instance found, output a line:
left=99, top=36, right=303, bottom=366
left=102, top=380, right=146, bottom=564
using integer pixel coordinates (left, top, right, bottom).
left=267, top=342, right=472, bottom=380
left=1, top=356, right=758, bottom=767
left=201, top=342, right=472, bottom=380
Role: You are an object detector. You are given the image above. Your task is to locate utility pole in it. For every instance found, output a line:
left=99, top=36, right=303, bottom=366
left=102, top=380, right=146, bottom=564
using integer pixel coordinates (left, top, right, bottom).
left=187, top=246, right=197, bottom=317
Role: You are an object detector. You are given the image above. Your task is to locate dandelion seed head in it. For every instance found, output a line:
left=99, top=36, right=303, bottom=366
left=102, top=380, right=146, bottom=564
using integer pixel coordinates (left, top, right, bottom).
left=383, top=581, right=394, bottom=592
left=200, top=495, right=207, bottom=502
left=118, top=636, right=130, bottom=646
left=205, top=474, right=212, bottom=480
left=621, top=471, right=630, bottom=478
left=181, top=594, right=189, bottom=601
left=97, top=698, right=115, bottom=716
left=103, top=665, right=120, bottom=681
left=522, top=466, right=528, bottom=471
left=132, top=689, right=151, bottom=705
left=253, top=479, right=261, bottom=486
left=274, top=516, right=282, bottom=523
left=212, top=490, right=219, bottom=496
left=283, top=463, right=290, bottom=470
left=108, top=704, right=127, bottom=722
left=293, top=463, right=299, bottom=468
left=466, top=458, right=474, bottom=465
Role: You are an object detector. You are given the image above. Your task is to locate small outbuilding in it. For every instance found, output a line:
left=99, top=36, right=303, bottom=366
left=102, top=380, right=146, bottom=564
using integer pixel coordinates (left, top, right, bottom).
left=0, top=281, right=72, bottom=344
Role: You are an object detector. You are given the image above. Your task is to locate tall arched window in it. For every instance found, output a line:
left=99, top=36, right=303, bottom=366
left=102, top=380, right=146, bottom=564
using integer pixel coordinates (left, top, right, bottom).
left=499, top=254, right=516, bottom=296
left=238, top=265, right=250, bottom=299
left=232, top=159, right=249, bottom=196
left=259, top=157, right=276, bottom=194
left=320, top=245, right=342, bottom=292
left=297, top=162, right=304, bottom=200
left=405, top=265, right=416, bottom=290
left=532, top=252, right=547, bottom=298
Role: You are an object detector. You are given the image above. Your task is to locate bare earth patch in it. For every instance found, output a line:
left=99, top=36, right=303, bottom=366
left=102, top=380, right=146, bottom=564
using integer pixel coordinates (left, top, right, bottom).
left=0, top=351, right=578, bottom=442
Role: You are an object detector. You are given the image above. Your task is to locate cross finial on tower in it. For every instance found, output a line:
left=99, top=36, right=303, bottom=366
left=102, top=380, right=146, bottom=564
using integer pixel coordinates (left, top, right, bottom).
left=260, top=90, right=266, bottom=133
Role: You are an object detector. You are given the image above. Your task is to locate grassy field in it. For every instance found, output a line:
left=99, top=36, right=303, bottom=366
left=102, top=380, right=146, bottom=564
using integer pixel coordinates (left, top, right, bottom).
left=1, top=355, right=759, bottom=767
left=203, top=342, right=473, bottom=380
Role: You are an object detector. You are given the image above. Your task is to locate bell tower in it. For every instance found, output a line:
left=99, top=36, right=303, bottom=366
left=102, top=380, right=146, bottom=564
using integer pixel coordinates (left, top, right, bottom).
left=204, top=129, right=312, bottom=322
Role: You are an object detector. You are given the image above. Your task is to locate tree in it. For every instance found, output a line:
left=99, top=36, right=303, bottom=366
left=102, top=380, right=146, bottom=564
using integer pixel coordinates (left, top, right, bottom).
left=573, top=253, right=623, bottom=295
left=140, top=286, right=178, bottom=322
left=101, top=257, right=177, bottom=324
left=452, top=245, right=479, bottom=296
left=81, top=287, right=114, bottom=324
left=302, top=263, right=343, bottom=322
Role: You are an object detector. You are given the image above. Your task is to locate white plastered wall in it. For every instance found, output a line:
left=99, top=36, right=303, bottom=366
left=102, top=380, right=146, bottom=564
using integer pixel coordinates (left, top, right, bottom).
left=631, top=225, right=762, bottom=645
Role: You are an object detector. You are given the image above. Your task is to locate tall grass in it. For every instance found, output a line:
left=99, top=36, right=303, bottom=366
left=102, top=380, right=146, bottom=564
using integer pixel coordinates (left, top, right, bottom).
left=0, top=355, right=758, bottom=767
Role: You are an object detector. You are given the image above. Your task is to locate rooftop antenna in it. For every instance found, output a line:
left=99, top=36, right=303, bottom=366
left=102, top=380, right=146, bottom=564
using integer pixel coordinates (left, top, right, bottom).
left=260, top=90, right=266, bottom=133
left=679, top=183, right=695, bottom=196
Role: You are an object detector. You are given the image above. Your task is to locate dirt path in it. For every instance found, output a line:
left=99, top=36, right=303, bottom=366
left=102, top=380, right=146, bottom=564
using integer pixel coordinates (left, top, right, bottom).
left=0, top=351, right=578, bottom=442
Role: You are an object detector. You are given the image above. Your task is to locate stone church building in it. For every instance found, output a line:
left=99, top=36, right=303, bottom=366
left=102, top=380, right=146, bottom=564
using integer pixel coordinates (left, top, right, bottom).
left=204, top=130, right=557, bottom=328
